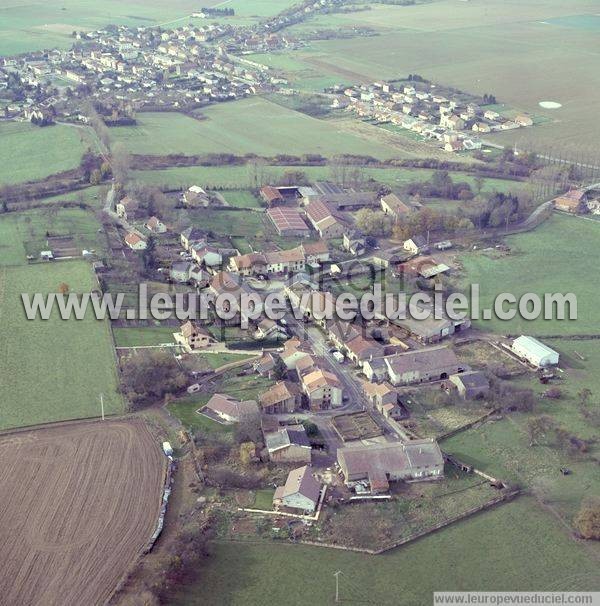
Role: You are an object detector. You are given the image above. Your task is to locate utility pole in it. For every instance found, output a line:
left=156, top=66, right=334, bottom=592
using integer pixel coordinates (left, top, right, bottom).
left=100, top=393, right=105, bottom=421
left=334, top=570, right=342, bottom=603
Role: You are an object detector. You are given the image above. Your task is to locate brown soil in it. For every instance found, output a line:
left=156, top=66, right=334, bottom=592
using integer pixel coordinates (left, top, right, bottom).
left=0, top=419, right=166, bottom=606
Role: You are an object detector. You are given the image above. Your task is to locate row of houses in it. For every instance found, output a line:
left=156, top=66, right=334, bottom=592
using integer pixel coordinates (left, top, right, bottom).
left=228, top=241, right=329, bottom=276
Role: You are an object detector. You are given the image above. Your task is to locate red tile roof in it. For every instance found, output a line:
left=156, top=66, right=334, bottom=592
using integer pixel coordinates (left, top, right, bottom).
left=267, top=207, right=310, bottom=234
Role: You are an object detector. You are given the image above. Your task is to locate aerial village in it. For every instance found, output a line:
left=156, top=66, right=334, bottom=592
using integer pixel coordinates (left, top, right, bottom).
left=90, top=172, right=593, bottom=551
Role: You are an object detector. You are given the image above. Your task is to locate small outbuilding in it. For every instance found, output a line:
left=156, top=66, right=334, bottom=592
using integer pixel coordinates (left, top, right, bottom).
left=448, top=370, right=490, bottom=400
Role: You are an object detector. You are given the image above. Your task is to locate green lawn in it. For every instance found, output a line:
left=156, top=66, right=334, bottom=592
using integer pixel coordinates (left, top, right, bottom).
left=113, top=326, right=177, bottom=347
left=194, top=208, right=266, bottom=237
left=0, top=122, right=93, bottom=185
left=459, top=214, right=600, bottom=336
left=168, top=497, right=600, bottom=605
left=35, top=186, right=107, bottom=211
left=0, top=260, right=123, bottom=430
left=110, top=98, right=406, bottom=159
left=167, top=397, right=233, bottom=435
left=223, top=190, right=263, bottom=209
left=200, top=352, right=256, bottom=370
left=252, top=488, right=275, bottom=510
left=132, top=164, right=528, bottom=195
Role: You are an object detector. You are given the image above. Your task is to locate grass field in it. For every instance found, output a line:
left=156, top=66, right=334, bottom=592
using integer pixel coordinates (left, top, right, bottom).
left=0, top=207, right=106, bottom=265
left=222, top=190, right=263, bottom=209
left=0, top=0, right=216, bottom=55
left=34, top=185, right=107, bottom=211
left=132, top=164, right=528, bottom=195
left=110, top=99, right=408, bottom=159
left=0, top=260, right=123, bottom=430
left=0, top=122, right=93, bottom=185
left=251, top=488, right=275, bottom=510
left=459, top=213, right=600, bottom=336
left=440, top=338, right=600, bottom=529
left=168, top=497, right=600, bottom=605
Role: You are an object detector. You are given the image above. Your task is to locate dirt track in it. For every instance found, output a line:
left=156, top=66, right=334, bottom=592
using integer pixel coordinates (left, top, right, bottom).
left=0, top=419, right=166, bottom=606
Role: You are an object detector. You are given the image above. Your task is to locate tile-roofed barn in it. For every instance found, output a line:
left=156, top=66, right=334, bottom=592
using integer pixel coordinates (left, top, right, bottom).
left=267, top=207, right=310, bottom=237
left=260, top=185, right=284, bottom=206
left=259, top=380, right=301, bottom=414
left=305, top=200, right=345, bottom=239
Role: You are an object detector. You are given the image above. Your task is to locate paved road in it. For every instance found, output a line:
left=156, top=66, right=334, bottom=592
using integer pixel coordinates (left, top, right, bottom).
left=285, top=314, right=367, bottom=412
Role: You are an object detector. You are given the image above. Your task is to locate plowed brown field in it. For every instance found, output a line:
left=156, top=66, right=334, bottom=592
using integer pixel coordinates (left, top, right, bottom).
left=0, top=419, right=166, bottom=606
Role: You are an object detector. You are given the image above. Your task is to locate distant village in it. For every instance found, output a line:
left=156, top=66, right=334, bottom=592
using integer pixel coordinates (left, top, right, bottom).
left=333, top=78, right=536, bottom=153
left=0, top=0, right=348, bottom=123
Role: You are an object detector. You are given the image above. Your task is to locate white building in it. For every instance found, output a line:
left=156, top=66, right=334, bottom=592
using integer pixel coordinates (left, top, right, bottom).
left=511, top=336, right=559, bottom=368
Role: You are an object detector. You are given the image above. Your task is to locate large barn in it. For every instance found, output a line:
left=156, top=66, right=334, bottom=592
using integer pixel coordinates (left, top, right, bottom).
left=511, top=336, right=559, bottom=368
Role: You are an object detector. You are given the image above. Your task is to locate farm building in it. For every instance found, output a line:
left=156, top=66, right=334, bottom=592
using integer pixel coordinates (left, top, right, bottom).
left=180, top=226, right=205, bottom=250
left=255, top=318, right=287, bottom=340
left=300, top=240, right=330, bottom=264
left=448, top=371, right=490, bottom=400
left=260, top=185, right=284, bottom=206
left=203, top=393, right=259, bottom=424
left=124, top=232, right=147, bottom=251
left=511, top=336, right=559, bottom=368
left=342, top=231, right=366, bottom=256
left=362, top=357, right=389, bottom=383
left=183, top=185, right=211, bottom=207
left=554, top=189, right=587, bottom=213
left=264, top=425, right=311, bottom=464
left=259, top=380, right=301, bottom=414
left=116, top=196, right=142, bottom=221
left=191, top=243, right=222, bottom=267
left=174, top=321, right=214, bottom=351
left=305, top=200, right=345, bottom=239
left=273, top=465, right=321, bottom=514
left=145, top=216, right=167, bottom=233
left=400, top=256, right=450, bottom=279
left=280, top=336, right=313, bottom=370
left=337, top=439, right=444, bottom=492
left=301, top=367, right=343, bottom=411
left=385, top=346, right=461, bottom=385
left=403, top=236, right=429, bottom=255
left=267, top=207, right=310, bottom=237
left=380, top=193, right=421, bottom=220
left=253, top=351, right=279, bottom=378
